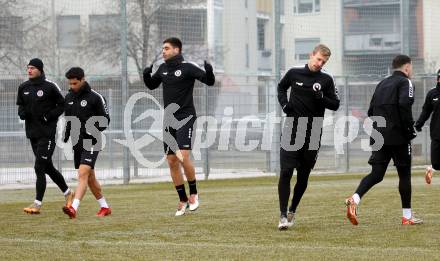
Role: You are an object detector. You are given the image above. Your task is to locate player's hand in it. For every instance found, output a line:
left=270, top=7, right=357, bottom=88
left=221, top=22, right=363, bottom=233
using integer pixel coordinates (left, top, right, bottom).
left=282, top=103, right=293, bottom=114
left=407, top=127, right=417, bottom=140
left=204, top=60, right=213, bottom=72
left=314, top=90, right=324, bottom=100
left=18, top=112, right=26, bottom=120
left=40, top=115, right=48, bottom=124
left=143, top=64, right=153, bottom=78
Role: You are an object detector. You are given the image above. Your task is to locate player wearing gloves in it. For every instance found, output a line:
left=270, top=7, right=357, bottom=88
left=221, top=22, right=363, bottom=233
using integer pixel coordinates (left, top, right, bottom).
left=16, top=58, right=72, bottom=214
left=277, top=44, right=340, bottom=230
left=143, top=37, right=215, bottom=216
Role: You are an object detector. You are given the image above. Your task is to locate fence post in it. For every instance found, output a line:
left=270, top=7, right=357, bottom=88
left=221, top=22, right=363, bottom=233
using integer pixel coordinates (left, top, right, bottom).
left=271, top=0, right=282, bottom=174
left=120, top=0, right=130, bottom=184
left=344, top=76, right=350, bottom=173
left=423, top=77, right=429, bottom=164
left=203, top=84, right=210, bottom=180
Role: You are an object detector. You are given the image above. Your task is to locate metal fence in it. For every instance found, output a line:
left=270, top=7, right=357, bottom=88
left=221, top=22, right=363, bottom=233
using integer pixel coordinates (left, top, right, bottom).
left=0, top=74, right=437, bottom=185
left=1, top=0, right=439, bottom=185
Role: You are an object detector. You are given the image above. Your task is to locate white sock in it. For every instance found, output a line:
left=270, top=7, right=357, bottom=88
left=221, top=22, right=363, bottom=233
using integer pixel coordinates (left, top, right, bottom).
left=72, top=198, right=80, bottom=211
left=352, top=193, right=361, bottom=205
left=403, top=208, right=412, bottom=219
left=34, top=200, right=42, bottom=206
left=63, top=188, right=71, bottom=196
left=97, top=197, right=109, bottom=208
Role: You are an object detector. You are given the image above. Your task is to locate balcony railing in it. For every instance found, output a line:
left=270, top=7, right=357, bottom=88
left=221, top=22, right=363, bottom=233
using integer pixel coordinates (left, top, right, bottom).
left=343, top=0, right=400, bottom=7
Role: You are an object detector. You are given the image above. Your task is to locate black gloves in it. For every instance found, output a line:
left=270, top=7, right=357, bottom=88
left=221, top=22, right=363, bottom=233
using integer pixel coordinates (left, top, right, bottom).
left=406, top=126, right=417, bottom=140
left=204, top=60, right=215, bottom=85
left=204, top=60, right=213, bottom=73
left=63, top=133, right=70, bottom=143
left=18, top=112, right=26, bottom=120
left=40, top=115, right=48, bottom=124
left=314, top=90, right=324, bottom=100
left=143, top=64, right=154, bottom=79
left=63, top=122, right=71, bottom=143
left=282, top=103, right=293, bottom=114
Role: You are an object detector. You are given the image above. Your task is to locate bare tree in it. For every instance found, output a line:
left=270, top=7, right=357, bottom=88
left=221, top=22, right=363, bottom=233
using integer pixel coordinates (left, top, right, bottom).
left=0, top=0, right=56, bottom=74
left=84, top=0, right=209, bottom=81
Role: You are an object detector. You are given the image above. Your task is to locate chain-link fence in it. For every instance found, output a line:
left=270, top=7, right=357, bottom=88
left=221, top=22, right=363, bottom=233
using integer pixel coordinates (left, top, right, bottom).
left=1, top=0, right=439, bottom=185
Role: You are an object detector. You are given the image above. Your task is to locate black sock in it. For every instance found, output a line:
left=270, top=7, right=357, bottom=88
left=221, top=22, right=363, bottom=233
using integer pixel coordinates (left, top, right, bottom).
left=175, top=184, right=188, bottom=202
left=188, top=180, right=197, bottom=195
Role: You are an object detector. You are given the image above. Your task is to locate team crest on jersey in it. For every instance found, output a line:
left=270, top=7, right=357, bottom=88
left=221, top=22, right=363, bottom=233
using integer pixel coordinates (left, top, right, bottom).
left=174, top=70, right=182, bottom=77
left=313, top=83, right=321, bottom=91
left=37, top=90, right=43, bottom=97
left=81, top=100, right=87, bottom=107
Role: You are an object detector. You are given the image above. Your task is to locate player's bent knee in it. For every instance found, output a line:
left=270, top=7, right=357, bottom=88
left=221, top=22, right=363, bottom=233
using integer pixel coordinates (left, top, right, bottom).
left=78, top=165, right=92, bottom=180
left=167, top=155, right=180, bottom=166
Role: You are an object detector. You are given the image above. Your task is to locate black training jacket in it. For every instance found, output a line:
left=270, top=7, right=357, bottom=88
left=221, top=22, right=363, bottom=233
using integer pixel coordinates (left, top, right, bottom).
left=63, top=82, right=110, bottom=142
left=277, top=64, right=340, bottom=117
left=16, top=74, right=64, bottom=139
left=143, top=54, right=215, bottom=119
left=415, top=83, right=440, bottom=140
left=368, top=71, right=415, bottom=145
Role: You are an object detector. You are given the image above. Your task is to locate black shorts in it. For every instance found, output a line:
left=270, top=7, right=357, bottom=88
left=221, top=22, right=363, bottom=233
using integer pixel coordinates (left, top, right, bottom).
left=30, top=137, right=56, bottom=162
left=73, top=142, right=99, bottom=169
left=431, top=139, right=440, bottom=168
left=368, top=143, right=412, bottom=167
left=163, top=116, right=196, bottom=155
left=279, top=117, right=321, bottom=169
left=280, top=148, right=319, bottom=170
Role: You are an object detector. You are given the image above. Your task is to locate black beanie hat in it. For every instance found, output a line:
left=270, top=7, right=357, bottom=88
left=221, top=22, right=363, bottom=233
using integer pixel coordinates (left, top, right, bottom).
left=28, top=58, right=44, bottom=73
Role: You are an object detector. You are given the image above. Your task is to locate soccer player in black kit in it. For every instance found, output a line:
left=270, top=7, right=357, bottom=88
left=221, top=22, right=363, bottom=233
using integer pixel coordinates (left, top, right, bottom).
left=345, top=55, right=422, bottom=226
left=16, top=58, right=73, bottom=214
left=62, top=67, right=112, bottom=219
left=277, top=44, right=340, bottom=230
left=143, top=37, right=215, bottom=216
left=414, top=69, right=440, bottom=185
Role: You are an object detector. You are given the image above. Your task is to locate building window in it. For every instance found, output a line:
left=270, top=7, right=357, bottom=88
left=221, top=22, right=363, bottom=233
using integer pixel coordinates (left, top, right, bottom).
left=294, top=0, right=320, bottom=14
left=57, top=15, right=80, bottom=48
left=295, top=38, right=320, bottom=61
left=257, top=18, right=267, bottom=51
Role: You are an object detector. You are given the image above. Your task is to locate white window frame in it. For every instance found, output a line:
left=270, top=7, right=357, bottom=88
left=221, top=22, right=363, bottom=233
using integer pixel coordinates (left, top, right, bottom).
left=294, top=0, right=320, bottom=14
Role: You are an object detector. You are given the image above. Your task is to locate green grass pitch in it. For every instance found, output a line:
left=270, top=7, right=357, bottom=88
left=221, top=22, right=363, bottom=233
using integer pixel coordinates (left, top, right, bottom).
left=1, top=172, right=439, bottom=260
